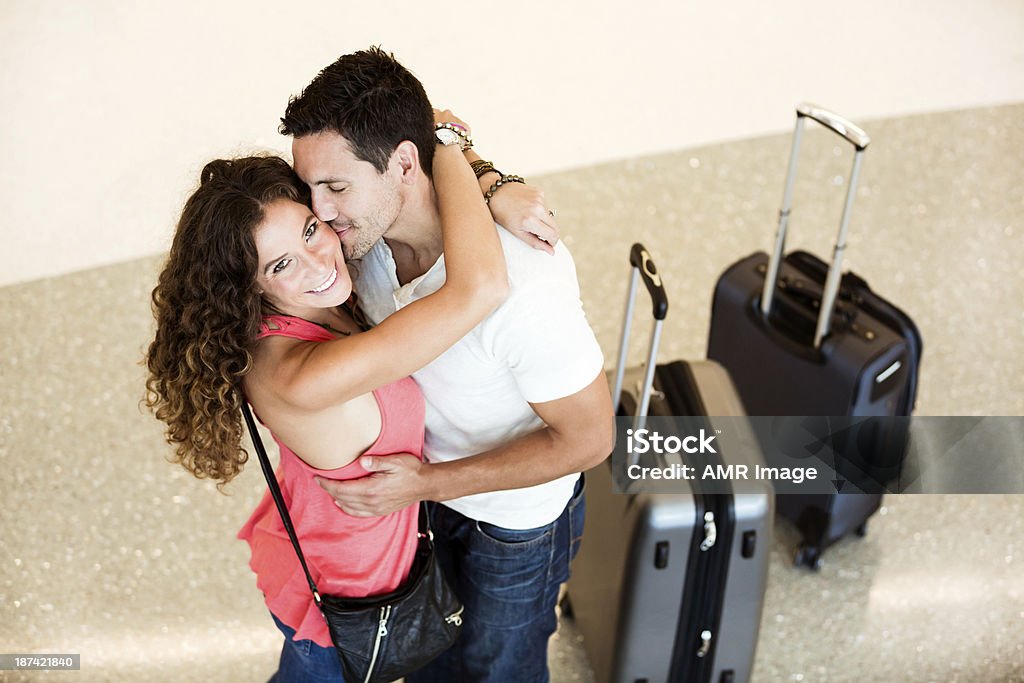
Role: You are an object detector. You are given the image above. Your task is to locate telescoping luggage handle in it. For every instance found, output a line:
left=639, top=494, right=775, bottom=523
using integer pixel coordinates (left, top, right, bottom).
left=760, top=103, right=871, bottom=348
left=612, top=243, right=668, bottom=433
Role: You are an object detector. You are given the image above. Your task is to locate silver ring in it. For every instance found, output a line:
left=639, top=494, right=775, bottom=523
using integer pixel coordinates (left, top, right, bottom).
left=548, top=209, right=556, bottom=217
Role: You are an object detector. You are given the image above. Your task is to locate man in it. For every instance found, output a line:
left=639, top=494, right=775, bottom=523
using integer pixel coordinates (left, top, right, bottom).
left=281, top=47, right=614, bottom=682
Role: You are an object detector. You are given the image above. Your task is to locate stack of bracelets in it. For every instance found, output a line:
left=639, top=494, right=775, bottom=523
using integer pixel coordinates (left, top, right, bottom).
left=470, top=159, right=526, bottom=205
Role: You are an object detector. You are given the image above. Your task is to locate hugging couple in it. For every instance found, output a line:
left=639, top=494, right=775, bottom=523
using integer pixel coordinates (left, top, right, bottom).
left=146, top=47, right=614, bottom=682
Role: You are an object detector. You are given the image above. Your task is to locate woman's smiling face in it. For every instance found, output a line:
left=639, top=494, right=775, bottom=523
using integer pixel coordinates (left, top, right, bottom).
left=253, top=197, right=352, bottom=316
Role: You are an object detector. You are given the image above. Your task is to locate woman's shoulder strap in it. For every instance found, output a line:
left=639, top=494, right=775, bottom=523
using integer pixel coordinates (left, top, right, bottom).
left=256, top=315, right=334, bottom=342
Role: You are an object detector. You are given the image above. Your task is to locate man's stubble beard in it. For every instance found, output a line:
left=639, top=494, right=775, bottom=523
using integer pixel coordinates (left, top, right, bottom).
left=343, top=228, right=376, bottom=261
left=343, top=188, right=403, bottom=261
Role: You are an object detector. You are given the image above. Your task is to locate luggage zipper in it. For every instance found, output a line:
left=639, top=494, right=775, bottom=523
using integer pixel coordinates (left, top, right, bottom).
left=445, top=606, right=464, bottom=627
left=363, top=604, right=391, bottom=683
left=670, top=490, right=726, bottom=681
left=700, top=511, right=717, bottom=551
left=682, top=492, right=735, bottom=680
left=689, top=494, right=730, bottom=679
left=696, top=629, right=713, bottom=658
left=647, top=364, right=742, bottom=681
left=664, top=365, right=736, bottom=682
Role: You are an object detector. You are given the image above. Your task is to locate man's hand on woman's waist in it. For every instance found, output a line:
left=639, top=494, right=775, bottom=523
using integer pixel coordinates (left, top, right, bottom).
left=315, top=454, right=429, bottom=517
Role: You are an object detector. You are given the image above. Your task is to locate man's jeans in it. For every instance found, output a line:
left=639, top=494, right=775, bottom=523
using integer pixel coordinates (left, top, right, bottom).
left=408, top=475, right=586, bottom=683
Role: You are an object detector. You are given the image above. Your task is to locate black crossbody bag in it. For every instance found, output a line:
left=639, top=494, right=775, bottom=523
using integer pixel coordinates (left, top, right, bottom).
left=241, top=401, right=463, bottom=683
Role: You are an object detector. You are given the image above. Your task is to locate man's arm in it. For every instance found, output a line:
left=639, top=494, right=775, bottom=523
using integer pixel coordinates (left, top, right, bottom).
left=317, top=372, right=614, bottom=517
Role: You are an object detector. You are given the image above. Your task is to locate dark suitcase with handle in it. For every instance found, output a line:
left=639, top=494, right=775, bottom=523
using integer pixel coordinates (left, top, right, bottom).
left=706, top=104, right=923, bottom=568
left=568, top=244, right=772, bottom=683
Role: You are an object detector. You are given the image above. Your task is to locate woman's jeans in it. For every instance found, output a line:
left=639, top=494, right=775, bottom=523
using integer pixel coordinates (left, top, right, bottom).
left=407, top=474, right=586, bottom=683
left=268, top=614, right=344, bottom=683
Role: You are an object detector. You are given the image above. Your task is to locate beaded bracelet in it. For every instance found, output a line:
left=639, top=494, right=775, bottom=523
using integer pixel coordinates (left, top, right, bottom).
left=483, top=174, right=526, bottom=205
left=470, top=159, right=502, bottom=179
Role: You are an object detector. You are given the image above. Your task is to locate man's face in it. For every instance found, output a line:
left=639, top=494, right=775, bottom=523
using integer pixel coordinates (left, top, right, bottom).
left=292, top=131, right=402, bottom=260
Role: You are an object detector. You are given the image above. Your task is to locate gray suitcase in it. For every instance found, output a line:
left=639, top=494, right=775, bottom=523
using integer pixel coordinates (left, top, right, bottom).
left=567, top=244, right=773, bottom=683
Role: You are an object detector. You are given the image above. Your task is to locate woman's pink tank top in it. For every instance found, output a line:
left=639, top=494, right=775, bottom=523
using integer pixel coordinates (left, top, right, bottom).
left=237, top=315, right=423, bottom=647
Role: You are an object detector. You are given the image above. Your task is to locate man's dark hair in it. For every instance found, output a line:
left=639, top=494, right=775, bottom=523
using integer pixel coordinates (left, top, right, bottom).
left=280, top=47, right=435, bottom=177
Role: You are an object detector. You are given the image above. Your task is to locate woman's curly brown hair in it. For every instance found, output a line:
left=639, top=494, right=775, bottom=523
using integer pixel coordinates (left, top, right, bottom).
left=145, top=155, right=310, bottom=488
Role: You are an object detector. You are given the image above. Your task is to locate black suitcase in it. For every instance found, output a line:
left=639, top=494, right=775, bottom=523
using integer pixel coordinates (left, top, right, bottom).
left=568, top=244, right=772, bottom=683
left=706, top=104, right=923, bottom=568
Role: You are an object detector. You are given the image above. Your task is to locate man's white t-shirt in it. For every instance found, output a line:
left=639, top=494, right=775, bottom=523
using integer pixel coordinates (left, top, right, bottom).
left=350, top=227, right=604, bottom=529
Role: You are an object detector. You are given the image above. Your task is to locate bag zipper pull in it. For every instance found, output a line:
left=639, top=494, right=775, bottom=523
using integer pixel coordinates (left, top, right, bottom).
left=445, top=606, right=465, bottom=627
left=363, top=605, right=392, bottom=683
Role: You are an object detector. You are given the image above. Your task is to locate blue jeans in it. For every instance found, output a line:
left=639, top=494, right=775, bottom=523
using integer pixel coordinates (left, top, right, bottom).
left=268, top=613, right=345, bottom=683
left=407, top=475, right=586, bottom=683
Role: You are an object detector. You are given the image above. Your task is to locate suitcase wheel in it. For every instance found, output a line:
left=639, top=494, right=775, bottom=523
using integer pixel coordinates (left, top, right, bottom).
left=855, top=521, right=869, bottom=537
left=795, top=544, right=823, bottom=571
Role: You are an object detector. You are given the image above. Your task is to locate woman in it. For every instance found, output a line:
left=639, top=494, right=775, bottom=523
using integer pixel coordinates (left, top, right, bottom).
left=145, top=114, right=546, bottom=680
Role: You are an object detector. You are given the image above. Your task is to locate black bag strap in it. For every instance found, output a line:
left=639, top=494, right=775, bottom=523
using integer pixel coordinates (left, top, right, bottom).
left=241, top=400, right=326, bottom=606
left=239, top=397, right=432, bottom=609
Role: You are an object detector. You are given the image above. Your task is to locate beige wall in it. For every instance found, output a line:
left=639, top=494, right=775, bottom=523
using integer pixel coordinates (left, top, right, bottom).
left=2, top=0, right=1022, bottom=287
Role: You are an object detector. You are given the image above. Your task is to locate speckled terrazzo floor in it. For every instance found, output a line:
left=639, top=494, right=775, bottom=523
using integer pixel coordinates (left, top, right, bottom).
left=1, top=104, right=1022, bottom=682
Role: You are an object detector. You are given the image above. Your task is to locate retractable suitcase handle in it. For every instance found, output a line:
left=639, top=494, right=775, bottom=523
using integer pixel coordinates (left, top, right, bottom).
left=760, top=103, right=871, bottom=348
left=629, top=243, right=669, bottom=321
left=612, top=243, right=668, bottom=430
left=795, top=103, right=870, bottom=150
